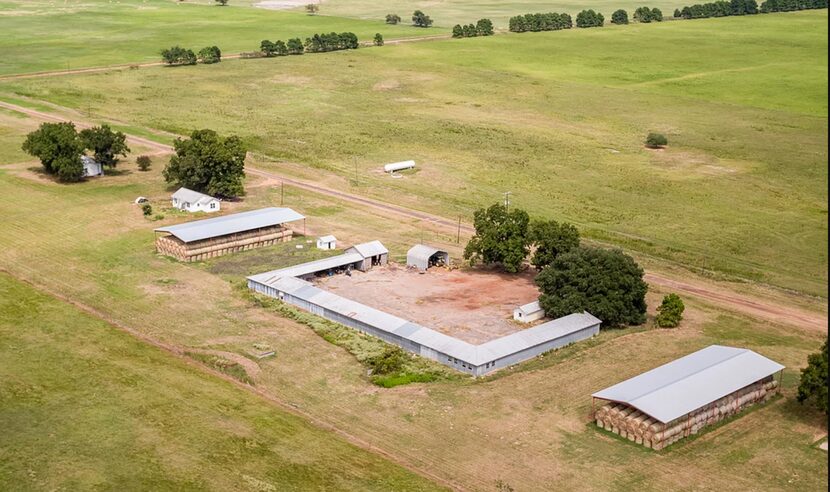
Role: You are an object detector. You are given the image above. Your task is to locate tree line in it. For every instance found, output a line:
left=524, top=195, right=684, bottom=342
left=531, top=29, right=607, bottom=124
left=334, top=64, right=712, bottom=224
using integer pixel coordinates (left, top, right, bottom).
left=452, top=19, right=494, bottom=38
left=161, top=46, right=221, bottom=66
left=508, top=12, right=573, bottom=32
left=675, top=0, right=824, bottom=18
left=260, top=32, right=358, bottom=57
left=22, top=122, right=129, bottom=182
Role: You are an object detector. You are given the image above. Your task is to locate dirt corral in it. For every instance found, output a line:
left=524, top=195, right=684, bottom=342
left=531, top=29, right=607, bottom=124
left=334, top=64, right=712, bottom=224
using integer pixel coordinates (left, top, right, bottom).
left=317, top=264, right=542, bottom=344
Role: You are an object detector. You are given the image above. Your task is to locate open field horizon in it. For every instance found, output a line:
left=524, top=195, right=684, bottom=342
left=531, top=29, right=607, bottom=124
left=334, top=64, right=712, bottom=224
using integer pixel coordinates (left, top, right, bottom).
left=1, top=3, right=826, bottom=490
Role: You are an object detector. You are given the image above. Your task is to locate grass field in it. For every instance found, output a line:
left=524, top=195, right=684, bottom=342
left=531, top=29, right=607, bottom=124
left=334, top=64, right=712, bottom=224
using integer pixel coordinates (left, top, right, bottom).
left=0, top=274, right=445, bottom=491
left=2, top=11, right=825, bottom=295
left=298, top=0, right=698, bottom=27
left=0, top=0, right=445, bottom=75
left=0, top=107, right=826, bottom=490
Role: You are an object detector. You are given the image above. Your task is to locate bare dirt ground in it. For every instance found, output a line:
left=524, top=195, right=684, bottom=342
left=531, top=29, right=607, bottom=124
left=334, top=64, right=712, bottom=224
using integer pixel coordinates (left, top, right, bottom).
left=318, top=264, right=541, bottom=344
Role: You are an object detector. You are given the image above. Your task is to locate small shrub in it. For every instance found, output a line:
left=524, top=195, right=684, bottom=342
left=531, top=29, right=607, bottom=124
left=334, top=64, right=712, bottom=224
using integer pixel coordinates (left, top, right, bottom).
left=385, top=13, right=401, bottom=24
left=373, top=33, right=384, bottom=46
left=305, top=3, right=319, bottom=15
left=645, top=132, right=668, bottom=148
left=655, top=293, right=684, bottom=328
left=141, top=203, right=153, bottom=217
left=136, top=155, right=151, bottom=171
left=367, top=346, right=407, bottom=375
left=153, top=213, right=165, bottom=221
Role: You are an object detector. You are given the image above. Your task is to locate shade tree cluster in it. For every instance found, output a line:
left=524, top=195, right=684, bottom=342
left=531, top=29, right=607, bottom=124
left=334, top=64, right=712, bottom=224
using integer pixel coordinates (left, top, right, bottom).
left=633, top=6, right=664, bottom=21
left=260, top=32, right=357, bottom=56
left=163, top=129, right=247, bottom=198
left=161, top=45, right=222, bottom=65
left=452, top=19, right=495, bottom=38
left=260, top=39, right=304, bottom=56
left=463, top=203, right=649, bottom=328
left=508, top=12, right=573, bottom=32
left=576, top=9, right=605, bottom=27
left=22, top=122, right=129, bottom=182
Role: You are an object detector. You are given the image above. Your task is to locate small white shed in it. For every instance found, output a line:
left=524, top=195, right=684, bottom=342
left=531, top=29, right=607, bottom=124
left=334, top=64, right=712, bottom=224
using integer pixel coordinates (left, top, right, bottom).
left=316, top=235, right=337, bottom=250
left=514, top=301, right=544, bottom=323
left=81, top=155, right=103, bottom=177
left=171, top=187, right=220, bottom=213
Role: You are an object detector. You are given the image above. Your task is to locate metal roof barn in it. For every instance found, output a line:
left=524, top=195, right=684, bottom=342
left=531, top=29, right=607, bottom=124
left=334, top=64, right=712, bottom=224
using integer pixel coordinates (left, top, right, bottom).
left=155, top=207, right=304, bottom=243
left=592, top=345, right=785, bottom=424
left=406, top=245, right=449, bottom=271
left=347, top=240, right=388, bottom=258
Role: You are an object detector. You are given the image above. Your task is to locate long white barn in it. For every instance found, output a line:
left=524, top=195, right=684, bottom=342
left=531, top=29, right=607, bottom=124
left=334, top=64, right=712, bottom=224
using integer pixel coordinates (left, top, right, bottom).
left=248, top=243, right=601, bottom=376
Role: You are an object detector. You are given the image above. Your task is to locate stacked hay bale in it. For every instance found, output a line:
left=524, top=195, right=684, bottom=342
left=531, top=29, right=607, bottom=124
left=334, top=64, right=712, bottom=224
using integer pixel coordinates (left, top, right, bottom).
left=155, top=225, right=292, bottom=261
left=595, top=376, right=778, bottom=449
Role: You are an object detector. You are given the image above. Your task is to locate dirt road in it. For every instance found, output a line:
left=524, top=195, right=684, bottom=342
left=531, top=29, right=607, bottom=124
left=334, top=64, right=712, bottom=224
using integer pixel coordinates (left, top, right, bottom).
left=1, top=99, right=825, bottom=333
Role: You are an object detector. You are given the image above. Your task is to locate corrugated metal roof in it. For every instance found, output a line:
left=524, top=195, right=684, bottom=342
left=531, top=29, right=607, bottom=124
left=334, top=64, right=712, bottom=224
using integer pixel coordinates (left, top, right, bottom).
left=348, top=240, right=388, bottom=258
left=407, top=244, right=446, bottom=262
left=155, top=207, right=304, bottom=243
left=516, top=300, right=542, bottom=315
left=172, top=187, right=217, bottom=204
left=318, top=235, right=337, bottom=242
left=250, top=270, right=601, bottom=366
left=478, top=312, right=601, bottom=361
left=592, top=345, right=785, bottom=423
left=248, top=252, right=364, bottom=283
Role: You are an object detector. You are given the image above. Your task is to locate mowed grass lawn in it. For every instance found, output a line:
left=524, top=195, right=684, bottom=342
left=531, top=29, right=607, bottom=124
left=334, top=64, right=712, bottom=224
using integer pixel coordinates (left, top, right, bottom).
left=3, top=11, right=825, bottom=295
left=0, top=0, right=445, bottom=75
left=0, top=274, right=444, bottom=491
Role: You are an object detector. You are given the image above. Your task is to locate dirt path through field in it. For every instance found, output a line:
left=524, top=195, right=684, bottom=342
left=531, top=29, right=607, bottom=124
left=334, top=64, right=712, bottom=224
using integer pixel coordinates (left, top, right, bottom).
left=0, top=99, right=825, bottom=334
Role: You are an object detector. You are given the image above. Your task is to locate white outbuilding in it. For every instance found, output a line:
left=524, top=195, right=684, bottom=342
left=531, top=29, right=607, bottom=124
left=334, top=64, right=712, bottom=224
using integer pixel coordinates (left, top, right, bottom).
left=81, top=155, right=103, bottom=177
left=406, top=244, right=449, bottom=272
left=514, top=301, right=544, bottom=323
left=316, top=235, right=337, bottom=250
left=171, top=187, right=221, bottom=213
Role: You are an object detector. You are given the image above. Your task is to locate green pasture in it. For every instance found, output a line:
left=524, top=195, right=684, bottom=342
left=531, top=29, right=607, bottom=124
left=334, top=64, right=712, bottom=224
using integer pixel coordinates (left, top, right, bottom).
left=295, top=0, right=697, bottom=26
left=0, top=274, right=444, bottom=491
left=3, top=11, right=825, bottom=295
left=0, top=0, right=445, bottom=75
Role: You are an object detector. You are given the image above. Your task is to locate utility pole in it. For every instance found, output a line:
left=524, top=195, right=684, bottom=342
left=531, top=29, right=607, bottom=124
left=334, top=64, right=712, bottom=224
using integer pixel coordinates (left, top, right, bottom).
left=280, top=181, right=284, bottom=205
left=503, top=191, right=511, bottom=212
left=456, top=216, right=461, bottom=243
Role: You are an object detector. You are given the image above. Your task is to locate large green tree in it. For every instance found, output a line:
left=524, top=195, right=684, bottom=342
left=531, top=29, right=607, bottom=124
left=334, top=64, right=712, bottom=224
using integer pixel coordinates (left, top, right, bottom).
left=79, top=124, right=130, bottom=168
left=797, top=339, right=828, bottom=414
left=412, top=10, right=433, bottom=27
left=464, top=203, right=530, bottom=273
left=528, top=219, right=580, bottom=270
left=22, top=122, right=85, bottom=182
left=163, top=129, right=247, bottom=198
left=535, top=246, right=648, bottom=327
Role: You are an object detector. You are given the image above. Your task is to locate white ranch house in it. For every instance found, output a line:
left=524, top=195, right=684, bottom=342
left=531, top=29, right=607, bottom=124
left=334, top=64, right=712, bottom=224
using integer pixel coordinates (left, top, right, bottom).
left=171, top=187, right=221, bottom=213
